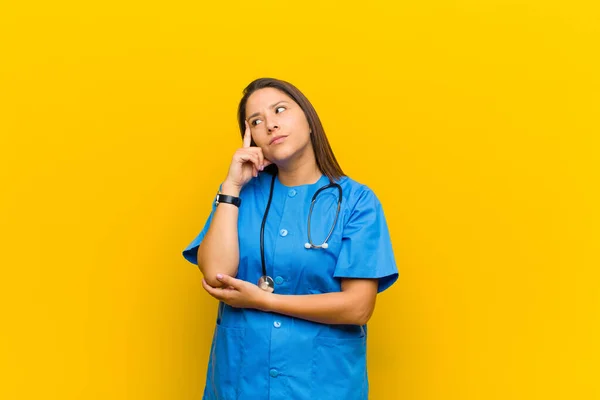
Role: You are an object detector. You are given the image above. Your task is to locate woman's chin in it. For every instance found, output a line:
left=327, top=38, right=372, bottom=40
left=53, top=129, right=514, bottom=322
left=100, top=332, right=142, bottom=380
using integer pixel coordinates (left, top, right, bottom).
left=266, top=150, right=294, bottom=166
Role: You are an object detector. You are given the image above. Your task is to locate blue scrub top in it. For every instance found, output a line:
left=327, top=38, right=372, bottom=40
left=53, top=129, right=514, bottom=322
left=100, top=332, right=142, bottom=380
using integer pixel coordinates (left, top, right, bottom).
left=183, top=172, right=399, bottom=400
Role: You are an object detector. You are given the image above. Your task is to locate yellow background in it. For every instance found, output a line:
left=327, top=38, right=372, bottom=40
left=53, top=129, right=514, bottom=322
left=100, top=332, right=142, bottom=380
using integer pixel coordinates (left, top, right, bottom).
left=1, top=0, right=598, bottom=399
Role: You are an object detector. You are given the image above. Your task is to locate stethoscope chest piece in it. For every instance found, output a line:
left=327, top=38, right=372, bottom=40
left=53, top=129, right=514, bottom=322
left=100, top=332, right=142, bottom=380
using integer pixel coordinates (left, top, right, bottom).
left=258, top=275, right=275, bottom=292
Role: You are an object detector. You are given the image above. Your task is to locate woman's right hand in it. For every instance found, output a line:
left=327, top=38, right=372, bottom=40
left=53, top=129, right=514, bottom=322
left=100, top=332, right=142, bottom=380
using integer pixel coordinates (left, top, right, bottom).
left=222, top=121, right=272, bottom=194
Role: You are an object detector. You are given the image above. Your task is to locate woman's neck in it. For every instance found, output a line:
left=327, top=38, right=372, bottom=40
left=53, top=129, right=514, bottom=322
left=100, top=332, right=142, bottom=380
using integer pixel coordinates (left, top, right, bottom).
left=276, top=154, right=322, bottom=187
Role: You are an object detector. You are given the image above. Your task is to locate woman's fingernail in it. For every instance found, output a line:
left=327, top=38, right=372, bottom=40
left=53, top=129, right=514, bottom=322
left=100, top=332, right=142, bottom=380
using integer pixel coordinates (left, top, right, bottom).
left=217, top=274, right=223, bottom=279
left=260, top=165, right=264, bottom=171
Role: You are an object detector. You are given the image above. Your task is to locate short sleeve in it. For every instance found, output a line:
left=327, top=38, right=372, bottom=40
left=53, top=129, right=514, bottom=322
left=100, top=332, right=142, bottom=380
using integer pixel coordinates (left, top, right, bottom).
left=182, top=188, right=219, bottom=265
left=333, top=188, right=399, bottom=293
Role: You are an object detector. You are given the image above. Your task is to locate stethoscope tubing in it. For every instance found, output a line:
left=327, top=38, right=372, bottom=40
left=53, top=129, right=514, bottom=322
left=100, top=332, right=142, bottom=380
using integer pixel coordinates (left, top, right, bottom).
left=259, top=173, right=342, bottom=279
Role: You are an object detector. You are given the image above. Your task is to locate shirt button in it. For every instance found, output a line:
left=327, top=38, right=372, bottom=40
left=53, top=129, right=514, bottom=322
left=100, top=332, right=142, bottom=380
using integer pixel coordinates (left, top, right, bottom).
left=279, top=229, right=288, bottom=237
left=270, top=368, right=279, bottom=378
left=288, top=189, right=297, bottom=197
left=273, top=321, right=281, bottom=328
left=274, top=276, right=284, bottom=285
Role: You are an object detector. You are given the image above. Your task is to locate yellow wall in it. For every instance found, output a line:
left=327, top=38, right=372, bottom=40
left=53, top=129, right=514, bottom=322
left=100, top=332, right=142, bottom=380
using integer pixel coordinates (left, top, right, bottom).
left=1, top=1, right=598, bottom=399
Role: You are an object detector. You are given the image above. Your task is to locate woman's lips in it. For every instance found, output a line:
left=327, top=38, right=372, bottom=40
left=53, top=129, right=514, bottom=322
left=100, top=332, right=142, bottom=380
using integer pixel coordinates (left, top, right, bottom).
left=270, top=136, right=287, bottom=145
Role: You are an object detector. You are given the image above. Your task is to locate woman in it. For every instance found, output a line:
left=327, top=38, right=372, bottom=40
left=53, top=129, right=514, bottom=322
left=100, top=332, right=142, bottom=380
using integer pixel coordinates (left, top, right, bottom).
left=182, top=77, right=398, bottom=400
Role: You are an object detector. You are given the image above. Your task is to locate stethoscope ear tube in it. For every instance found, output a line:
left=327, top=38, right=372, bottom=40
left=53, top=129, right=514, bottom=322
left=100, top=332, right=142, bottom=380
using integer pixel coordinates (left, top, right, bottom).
left=306, top=182, right=342, bottom=250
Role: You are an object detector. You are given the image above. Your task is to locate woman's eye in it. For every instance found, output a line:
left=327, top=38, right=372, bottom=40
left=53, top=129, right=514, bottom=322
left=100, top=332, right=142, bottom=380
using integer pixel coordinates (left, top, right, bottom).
left=251, top=119, right=262, bottom=126
left=275, top=106, right=286, bottom=113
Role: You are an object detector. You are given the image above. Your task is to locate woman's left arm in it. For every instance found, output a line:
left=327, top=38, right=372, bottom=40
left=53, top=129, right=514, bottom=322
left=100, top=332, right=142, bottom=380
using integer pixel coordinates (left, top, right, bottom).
left=269, top=278, right=378, bottom=325
left=202, top=274, right=378, bottom=325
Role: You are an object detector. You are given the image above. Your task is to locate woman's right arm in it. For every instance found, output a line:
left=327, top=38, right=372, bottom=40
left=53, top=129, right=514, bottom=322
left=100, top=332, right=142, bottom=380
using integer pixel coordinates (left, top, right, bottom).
left=196, top=121, right=271, bottom=288
left=196, top=180, right=241, bottom=288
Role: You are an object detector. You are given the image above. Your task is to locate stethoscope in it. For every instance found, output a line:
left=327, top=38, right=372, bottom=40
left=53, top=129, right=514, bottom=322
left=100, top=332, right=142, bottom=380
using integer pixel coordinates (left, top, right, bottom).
left=258, top=173, right=343, bottom=292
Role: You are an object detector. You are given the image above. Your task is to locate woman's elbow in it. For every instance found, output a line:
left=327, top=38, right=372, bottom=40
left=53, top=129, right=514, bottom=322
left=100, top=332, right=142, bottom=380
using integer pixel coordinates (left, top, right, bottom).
left=356, top=312, right=373, bottom=326
left=352, top=304, right=375, bottom=326
left=202, top=274, right=225, bottom=288
left=196, top=260, right=225, bottom=288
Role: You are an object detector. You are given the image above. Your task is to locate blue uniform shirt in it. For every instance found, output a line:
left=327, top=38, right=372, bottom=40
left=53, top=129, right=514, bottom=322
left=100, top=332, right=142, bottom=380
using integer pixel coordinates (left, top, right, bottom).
left=183, top=172, right=399, bottom=400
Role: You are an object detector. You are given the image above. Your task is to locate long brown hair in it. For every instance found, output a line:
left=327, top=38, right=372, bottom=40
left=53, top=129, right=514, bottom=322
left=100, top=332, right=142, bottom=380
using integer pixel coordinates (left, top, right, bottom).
left=237, top=78, right=345, bottom=181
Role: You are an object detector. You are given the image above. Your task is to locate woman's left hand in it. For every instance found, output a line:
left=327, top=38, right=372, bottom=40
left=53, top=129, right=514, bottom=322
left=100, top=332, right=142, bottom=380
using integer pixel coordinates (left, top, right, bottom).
left=202, top=274, right=271, bottom=311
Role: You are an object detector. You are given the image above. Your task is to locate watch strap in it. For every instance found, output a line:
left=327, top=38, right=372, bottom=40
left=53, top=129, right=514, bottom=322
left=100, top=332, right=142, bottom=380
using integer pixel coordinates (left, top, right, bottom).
left=215, top=193, right=241, bottom=207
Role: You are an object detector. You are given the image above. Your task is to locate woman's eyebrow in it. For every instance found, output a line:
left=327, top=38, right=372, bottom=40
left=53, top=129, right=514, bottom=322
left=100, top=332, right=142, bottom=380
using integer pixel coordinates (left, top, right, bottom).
left=247, top=101, right=289, bottom=120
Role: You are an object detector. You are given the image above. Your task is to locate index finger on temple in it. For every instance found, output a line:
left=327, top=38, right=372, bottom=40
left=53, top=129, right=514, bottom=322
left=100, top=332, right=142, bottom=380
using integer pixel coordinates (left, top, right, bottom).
left=243, top=121, right=252, bottom=148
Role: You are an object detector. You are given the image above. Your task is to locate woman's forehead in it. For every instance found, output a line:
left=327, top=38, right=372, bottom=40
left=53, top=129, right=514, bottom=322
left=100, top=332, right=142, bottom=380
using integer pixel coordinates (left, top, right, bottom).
left=246, top=88, right=294, bottom=110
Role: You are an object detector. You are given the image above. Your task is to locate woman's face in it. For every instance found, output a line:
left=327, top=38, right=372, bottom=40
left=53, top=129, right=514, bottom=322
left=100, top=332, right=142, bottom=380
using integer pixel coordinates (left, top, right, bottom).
left=245, top=87, right=312, bottom=165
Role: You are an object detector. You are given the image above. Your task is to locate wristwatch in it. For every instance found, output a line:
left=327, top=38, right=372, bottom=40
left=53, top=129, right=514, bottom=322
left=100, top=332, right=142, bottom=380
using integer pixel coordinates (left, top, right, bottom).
left=215, top=193, right=242, bottom=208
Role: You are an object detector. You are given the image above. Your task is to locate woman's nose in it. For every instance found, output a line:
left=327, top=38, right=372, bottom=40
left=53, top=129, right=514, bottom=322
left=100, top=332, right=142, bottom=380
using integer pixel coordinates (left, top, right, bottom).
left=266, top=118, right=279, bottom=132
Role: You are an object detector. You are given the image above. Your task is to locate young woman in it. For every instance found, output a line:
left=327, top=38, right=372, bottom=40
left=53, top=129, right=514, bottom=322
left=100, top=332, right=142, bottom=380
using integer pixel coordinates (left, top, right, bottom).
left=183, top=77, right=398, bottom=400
